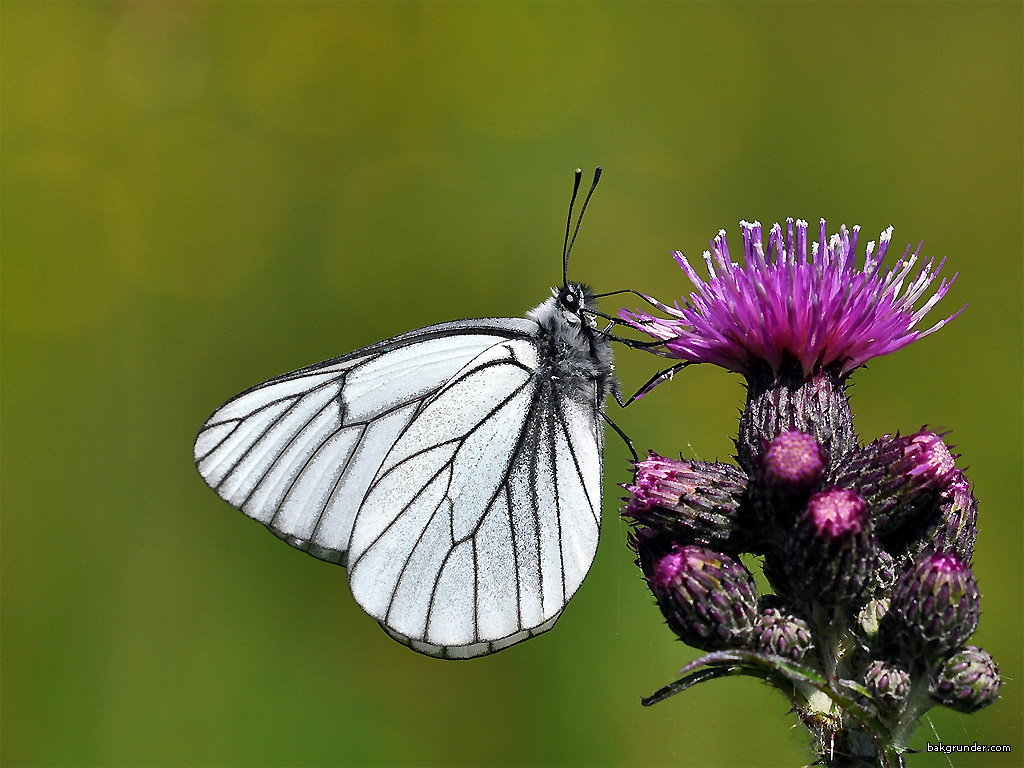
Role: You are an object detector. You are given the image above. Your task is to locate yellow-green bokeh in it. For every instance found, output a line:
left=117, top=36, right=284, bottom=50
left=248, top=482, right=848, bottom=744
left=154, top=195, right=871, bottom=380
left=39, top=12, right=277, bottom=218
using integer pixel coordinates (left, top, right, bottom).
left=2, top=3, right=1020, bottom=766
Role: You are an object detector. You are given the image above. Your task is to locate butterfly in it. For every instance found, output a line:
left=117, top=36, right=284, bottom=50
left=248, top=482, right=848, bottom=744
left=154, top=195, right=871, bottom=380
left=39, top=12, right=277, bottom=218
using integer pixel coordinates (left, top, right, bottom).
left=193, top=168, right=619, bottom=658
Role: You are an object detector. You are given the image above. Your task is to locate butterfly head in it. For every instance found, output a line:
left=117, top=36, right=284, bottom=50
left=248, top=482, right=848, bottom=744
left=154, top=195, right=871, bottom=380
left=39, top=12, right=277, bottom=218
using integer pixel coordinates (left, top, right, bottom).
left=554, top=282, right=599, bottom=326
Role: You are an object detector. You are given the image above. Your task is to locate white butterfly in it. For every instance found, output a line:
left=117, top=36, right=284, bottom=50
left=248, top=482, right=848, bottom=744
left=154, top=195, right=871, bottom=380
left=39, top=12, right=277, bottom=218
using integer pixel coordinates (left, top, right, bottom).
left=193, top=169, right=617, bottom=658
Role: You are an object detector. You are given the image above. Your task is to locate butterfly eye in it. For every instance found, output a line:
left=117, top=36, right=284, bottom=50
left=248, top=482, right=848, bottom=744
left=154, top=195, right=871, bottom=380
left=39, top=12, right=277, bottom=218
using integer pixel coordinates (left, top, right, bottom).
left=559, top=286, right=581, bottom=312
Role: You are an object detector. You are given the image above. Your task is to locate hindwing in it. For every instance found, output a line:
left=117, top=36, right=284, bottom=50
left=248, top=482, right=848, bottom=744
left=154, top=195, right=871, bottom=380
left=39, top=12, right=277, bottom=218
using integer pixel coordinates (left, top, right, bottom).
left=347, top=337, right=604, bottom=658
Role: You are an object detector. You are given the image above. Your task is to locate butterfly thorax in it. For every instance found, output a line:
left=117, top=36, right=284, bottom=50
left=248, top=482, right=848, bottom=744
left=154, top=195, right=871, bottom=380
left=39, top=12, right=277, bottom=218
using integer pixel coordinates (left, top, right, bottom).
left=527, top=282, right=616, bottom=403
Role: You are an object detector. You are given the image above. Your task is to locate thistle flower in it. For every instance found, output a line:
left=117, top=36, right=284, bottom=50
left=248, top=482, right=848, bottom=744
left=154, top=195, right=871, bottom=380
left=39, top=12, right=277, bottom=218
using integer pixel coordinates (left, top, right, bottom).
left=829, top=430, right=959, bottom=542
left=899, top=431, right=958, bottom=491
left=750, top=430, right=827, bottom=533
left=864, top=660, right=911, bottom=713
left=622, top=216, right=996, bottom=766
left=751, top=603, right=815, bottom=662
left=621, top=218, right=962, bottom=380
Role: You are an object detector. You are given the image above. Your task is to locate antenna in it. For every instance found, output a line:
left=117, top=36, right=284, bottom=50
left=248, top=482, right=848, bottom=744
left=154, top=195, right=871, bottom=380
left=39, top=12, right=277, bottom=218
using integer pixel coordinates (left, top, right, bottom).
left=562, top=166, right=601, bottom=285
left=562, top=169, right=583, bottom=286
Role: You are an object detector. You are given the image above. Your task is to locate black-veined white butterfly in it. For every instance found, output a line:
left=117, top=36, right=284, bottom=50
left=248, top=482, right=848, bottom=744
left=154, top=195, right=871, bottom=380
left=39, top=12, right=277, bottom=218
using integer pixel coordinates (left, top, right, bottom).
left=193, top=169, right=619, bottom=658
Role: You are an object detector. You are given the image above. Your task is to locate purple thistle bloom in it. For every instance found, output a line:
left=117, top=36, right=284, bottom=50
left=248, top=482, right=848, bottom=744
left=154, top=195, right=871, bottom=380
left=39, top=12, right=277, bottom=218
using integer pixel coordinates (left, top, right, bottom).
left=622, top=218, right=963, bottom=379
left=636, top=539, right=759, bottom=651
left=828, top=429, right=961, bottom=549
left=781, top=487, right=879, bottom=606
left=900, top=431, right=957, bottom=492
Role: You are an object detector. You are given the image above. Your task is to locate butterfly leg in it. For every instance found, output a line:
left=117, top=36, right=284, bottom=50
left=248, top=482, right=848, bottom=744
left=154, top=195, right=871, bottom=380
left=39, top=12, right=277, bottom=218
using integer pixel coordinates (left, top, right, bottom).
left=617, top=361, right=692, bottom=408
left=590, top=316, right=672, bottom=350
left=602, top=412, right=638, bottom=463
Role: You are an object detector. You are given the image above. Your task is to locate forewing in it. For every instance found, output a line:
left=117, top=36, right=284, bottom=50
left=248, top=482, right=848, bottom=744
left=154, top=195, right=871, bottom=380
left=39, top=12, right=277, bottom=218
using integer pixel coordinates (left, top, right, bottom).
left=193, top=319, right=537, bottom=564
left=347, top=338, right=605, bottom=658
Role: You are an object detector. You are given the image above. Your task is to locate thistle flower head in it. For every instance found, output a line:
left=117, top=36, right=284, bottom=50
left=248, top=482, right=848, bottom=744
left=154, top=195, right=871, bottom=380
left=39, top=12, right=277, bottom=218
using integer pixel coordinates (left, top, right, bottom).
left=827, top=430, right=962, bottom=552
left=900, top=431, right=957, bottom=491
left=752, top=604, right=815, bottom=662
left=624, top=454, right=697, bottom=513
left=806, top=487, right=869, bottom=538
left=864, top=660, right=912, bottom=712
left=622, top=218, right=962, bottom=380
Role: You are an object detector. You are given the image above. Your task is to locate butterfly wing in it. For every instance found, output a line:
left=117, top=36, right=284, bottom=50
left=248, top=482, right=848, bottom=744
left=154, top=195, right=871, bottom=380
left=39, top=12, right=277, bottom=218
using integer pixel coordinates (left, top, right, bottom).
left=347, top=335, right=605, bottom=659
left=193, top=319, right=537, bottom=565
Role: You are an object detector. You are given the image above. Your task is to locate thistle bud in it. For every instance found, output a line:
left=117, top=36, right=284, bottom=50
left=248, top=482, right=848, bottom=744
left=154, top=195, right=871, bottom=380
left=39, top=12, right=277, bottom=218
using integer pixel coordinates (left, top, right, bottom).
left=761, top=431, right=825, bottom=495
left=783, top=488, right=878, bottom=606
left=930, top=646, right=1001, bottom=713
left=752, top=431, right=825, bottom=527
left=864, top=660, right=911, bottom=712
left=623, top=453, right=751, bottom=550
left=883, top=551, right=980, bottom=657
left=829, top=430, right=957, bottom=543
left=637, top=539, right=758, bottom=651
left=751, top=605, right=815, bottom=662
left=901, top=431, right=957, bottom=489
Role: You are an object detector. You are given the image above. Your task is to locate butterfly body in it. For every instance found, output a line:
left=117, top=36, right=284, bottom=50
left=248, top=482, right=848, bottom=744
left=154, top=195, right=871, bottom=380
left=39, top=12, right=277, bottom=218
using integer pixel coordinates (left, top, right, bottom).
left=194, top=281, right=615, bottom=658
left=531, top=284, right=617, bottom=400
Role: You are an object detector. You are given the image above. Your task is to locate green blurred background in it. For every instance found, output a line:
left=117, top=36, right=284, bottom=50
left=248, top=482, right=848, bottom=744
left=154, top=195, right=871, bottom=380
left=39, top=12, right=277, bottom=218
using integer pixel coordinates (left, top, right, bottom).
left=3, top=3, right=1021, bottom=766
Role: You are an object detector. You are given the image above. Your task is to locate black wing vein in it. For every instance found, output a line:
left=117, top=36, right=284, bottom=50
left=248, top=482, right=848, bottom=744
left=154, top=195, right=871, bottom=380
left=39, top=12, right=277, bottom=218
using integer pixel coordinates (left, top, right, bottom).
left=418, top=376, right=546, bottom=644
left=240, top=394, right=340, bottom=511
